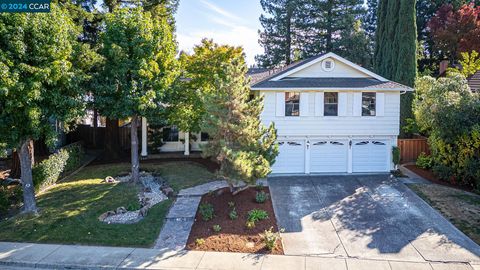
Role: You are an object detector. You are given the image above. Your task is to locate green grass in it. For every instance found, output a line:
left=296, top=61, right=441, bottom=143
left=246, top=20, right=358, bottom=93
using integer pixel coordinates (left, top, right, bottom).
left=0, top=161, right=215, bottom=247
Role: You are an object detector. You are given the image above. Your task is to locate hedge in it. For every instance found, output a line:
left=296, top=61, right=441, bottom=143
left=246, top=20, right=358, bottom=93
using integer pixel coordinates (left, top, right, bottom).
left=32, top=142, right=85, bottom=192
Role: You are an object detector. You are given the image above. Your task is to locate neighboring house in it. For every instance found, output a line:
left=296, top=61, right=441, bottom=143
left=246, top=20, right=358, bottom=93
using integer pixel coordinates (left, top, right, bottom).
left=468, top=70, right=480, bottom=93
left=140, top=52, right=412, bottom=174
left=250, top=52, right=412, bottom=174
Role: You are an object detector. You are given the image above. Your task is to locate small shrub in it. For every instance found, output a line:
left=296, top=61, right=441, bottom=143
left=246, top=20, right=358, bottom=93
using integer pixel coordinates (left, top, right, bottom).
left=255, top=182, right=264, bottom=191
left=245, top=220, right=255, bottom=229
left=228, top=201, right=235, bottom=208
left=392, top=146, right=400, bottom=168
left=229, top=208, right=238, bottom=220
left=0, top=185, right=23, bottom=215
left=199, top=203, right=214, bottom=221
left=260, top=227, right=284, bottom=251
left=32, top=142, right=84, bottom=192
left=416, top=152, right=433, bottom=169
left=126, top=201, right=141, bottom=211
left=212, top=224, right=222, bottom=232
left=195, top=238, right=205, bottom=246
left=255, top=191, right=269, bottom=203
left=247, top=209, right=268, bottom=222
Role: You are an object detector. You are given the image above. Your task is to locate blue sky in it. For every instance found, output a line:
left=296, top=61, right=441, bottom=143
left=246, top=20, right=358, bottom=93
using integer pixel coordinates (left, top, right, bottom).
left=175, top=0, right=263, bottom=65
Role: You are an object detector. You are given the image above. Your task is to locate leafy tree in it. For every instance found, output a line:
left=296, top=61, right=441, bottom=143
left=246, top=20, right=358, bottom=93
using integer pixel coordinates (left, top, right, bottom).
left=449, top=50, right=480, bottom=77
left=256, top=0, right=300, bottom=67
left=362, top=0, right=378, bottom=41
left=428, top=3, right=480, bottom=62
left=375, top=0, right=417, bottom=137
left=95, top=7, right=178, bottom=182
left=414, top=75, right=480, bottom=188
left=0, top=5, right=85, bottom=213
left=201, top=59, right=278, bottom=194
left=165, top=39, right=245, bottom=133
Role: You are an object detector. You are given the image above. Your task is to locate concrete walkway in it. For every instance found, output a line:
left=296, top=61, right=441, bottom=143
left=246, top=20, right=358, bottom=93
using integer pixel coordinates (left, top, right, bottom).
left=0, top=242, right=478, bottom=270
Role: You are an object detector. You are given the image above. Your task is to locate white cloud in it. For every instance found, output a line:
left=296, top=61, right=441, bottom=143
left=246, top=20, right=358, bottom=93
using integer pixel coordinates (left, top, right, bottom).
left=199, top=0, right=244, bottom=23
left=178, top=26, right=262, bottom=66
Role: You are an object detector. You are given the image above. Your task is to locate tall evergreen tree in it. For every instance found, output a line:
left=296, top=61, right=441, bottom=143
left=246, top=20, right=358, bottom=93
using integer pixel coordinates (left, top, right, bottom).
left=298, top=0, right=365, bottom=57
left=256, top=0, right=299, bottom=68
left=363, top=0, right=378, bottom=41
left=201, top=60, right=278, bottom=193
left=375, top=0, right=417, bottom=137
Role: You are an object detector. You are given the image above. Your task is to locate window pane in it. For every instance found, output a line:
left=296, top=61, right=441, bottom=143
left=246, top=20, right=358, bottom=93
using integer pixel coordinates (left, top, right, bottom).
left=362, top=92, right=376, bottom=116
left=324, top=92, right=338, bottom=116
left=285, top=92, right=300, bottom=116
left=163, top=126, right=179, bottom=142
left=200, top=132, right=209, bottom=141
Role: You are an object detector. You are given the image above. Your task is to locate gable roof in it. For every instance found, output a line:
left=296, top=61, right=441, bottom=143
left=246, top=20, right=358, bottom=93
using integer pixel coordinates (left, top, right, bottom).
left=249, top=52, right=413, bottom=91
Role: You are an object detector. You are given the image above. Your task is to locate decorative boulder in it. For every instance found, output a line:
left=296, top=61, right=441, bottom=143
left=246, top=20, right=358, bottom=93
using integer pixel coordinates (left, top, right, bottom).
left=102, top=176, right=116, bottom=183
left=162, top=187, right=175, bottom=197
left=138, top=206, right=149, bottom=217
left=116, top=206, right=127, bottom=214
left=98, top=210, right=116, bottom=221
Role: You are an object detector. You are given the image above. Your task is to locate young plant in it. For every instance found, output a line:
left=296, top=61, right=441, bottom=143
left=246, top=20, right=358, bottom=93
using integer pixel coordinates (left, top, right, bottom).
left=255, top=191, right=269, bottom=203
left=228, top=201, right=235, bottom=208
left=212, top=224, right=222, bottom=232
left=245, top=220, right=256, bottom=229
left=199, top=203, right=214, bottom=221
left=247, top=209, right=268, bottom=223
left=255, top=182, right=264, bottom=191
left=195, top=238, right=205, bottom=246
left=260, top=227, right=284, bottom=251
left=229, top=208, right=238, bottom=220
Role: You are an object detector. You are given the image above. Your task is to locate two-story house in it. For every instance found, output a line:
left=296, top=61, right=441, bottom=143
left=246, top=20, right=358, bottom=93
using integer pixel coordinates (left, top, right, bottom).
left=250, top=52, right=413, bottom=174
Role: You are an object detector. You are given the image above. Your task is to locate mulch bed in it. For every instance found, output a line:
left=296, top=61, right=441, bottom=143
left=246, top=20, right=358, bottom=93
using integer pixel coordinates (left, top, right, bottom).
left=405, top=164, right=474, bottom=192
left=186, top=187, right=284, bottom=254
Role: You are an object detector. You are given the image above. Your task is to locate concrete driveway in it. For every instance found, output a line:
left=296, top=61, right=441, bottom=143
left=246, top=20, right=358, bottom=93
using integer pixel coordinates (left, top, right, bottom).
left=268, top=175, right=480, bottom=263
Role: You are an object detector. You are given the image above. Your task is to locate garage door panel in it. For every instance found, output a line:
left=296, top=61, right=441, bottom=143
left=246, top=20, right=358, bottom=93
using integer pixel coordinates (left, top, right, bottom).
left=271, top=140, right=305, bottom=174
left=310, top=140, right=348, bottom=173
left=353, top=140, right=389, bottom=172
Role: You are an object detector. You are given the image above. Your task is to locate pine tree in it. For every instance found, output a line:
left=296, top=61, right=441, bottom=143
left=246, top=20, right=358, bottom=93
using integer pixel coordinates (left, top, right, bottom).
left=363, top=0, right=378, bottom=41
left=298, top=0, right=365, bottom=57
left=201, top=60, right=278, bottom=193
left=375, top=0, right=417, bottom=137
left=256, top=0, right=299, bottom=68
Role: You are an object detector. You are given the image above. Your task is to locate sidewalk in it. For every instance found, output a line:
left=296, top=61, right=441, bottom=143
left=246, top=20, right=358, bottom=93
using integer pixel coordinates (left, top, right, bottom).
left=0, top=242, right=478, bottom=270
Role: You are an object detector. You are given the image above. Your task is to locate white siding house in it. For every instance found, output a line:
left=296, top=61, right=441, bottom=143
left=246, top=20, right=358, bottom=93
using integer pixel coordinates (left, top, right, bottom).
left=250, top=52, right=413, bottom=174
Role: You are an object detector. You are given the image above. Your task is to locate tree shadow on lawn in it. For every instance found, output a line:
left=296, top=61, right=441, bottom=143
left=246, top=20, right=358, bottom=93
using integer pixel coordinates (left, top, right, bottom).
left=0, top=180, right=172, bottom=247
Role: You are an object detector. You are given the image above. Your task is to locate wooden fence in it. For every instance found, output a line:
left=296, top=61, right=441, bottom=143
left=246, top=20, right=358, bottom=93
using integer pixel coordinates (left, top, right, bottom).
left=67, top=125, right=131, bottom=150
left=397, top=138, right=430, bottom=163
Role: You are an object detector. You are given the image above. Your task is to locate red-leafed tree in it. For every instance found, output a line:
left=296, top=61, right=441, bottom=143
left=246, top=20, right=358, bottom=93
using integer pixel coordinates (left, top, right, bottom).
left=428, top=3, right=480, bottom=62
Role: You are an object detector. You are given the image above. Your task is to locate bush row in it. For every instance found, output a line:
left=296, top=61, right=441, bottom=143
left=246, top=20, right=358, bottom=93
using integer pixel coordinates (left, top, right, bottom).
left=32, top=142, right=85, bottom=192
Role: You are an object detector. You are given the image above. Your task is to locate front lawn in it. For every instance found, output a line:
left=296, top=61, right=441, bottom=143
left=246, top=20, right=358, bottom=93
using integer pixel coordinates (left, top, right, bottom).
left=408, top=183, right=480, bottom=245
left=0, top=161, right=216, bottom=247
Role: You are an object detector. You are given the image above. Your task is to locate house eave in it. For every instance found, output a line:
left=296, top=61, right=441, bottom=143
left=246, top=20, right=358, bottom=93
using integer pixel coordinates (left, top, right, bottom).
left=250, top=87, right=414, bottom=92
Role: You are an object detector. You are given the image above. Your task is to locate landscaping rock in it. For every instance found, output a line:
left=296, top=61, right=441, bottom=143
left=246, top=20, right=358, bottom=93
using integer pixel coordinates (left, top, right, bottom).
left=99, top=172, right=168, bottom=224
left=116, top=207, right=127, bottom=214
left=102, top=176, right=116, bottom=183
left=162, top=187, right=175, bottom=197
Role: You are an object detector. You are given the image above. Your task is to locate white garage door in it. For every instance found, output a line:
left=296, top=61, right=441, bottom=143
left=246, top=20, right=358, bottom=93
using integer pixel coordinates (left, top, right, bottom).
left=310, top=140, right=348, bottom=173
left=271, top=140, right=305, bottom=174
left=352, top=140, right=389, bottom=172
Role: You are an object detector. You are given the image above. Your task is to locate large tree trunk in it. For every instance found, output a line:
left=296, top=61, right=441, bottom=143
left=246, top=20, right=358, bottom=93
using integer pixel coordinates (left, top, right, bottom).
left=104, top=118, right=122, bottom=160
left=92, top=109, right=98, bottom=149
left=130, top=115, right=140, bottom=183
left=18, top=140, right=38, bottom=214
left=10, top=140, right=35, bottom=179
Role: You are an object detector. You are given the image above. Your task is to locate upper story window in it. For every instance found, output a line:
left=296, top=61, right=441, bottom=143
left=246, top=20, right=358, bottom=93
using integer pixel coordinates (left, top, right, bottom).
left=285, top=92, right=300, bottom=116
left=362, top=92, right=376, bottom=116
left=163, top=126, right=179, bottom=142
left=324, top=92, right=338, bottom=116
